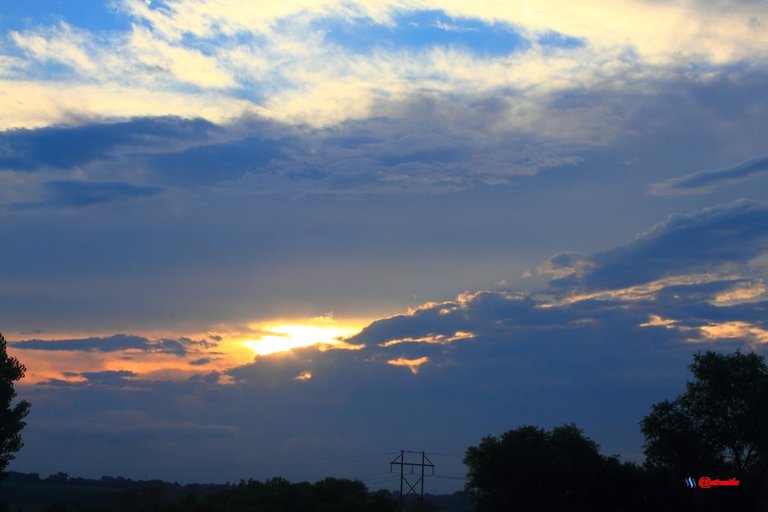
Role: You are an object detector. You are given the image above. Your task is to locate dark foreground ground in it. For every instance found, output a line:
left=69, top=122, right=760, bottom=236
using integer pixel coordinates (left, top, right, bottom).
left=0, top=472, right=472, bottom=512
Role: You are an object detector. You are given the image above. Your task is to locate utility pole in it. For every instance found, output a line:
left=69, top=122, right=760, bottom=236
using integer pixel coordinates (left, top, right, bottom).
left=390, top=450, right=435, bottom=512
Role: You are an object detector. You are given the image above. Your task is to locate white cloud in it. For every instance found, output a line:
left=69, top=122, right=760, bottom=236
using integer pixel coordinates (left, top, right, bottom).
left=3, top=0, right=766, bottom=130
left=0, top=80, right=257, bottom=130
left=116, top=0, right=768, bottom=66
left=11, top=23, right=99, bottom=75
left=0, top=55, right=28, bottom=77
left=127, top=25, right=236, bottom=88
left=441, top=0, right=768, bottom=65
left=118, top=0, right=412, bottom=40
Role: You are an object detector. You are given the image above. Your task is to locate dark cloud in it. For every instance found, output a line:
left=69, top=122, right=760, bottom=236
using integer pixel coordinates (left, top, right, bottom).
left=1, top=66, right=766, bottom=209
left=341, top=201, right=768, bottom=394
left=11, top=334, right=214, bottom=356
left=0, top=117, right=217, bottom=171
left=0, top=93, right=583, bottom=199
left=154, top=338, right=188, bottom=357
left=12, top=334, right=151, bottom=352
left=145, top=136, right=286, bottom=186
left=551, top=200, right=768, bottom=291
left=649, top=156, right=768, bottom=196
left=255, top=94, right=583, bottom=193
left=78, top=370, right=137, bottom=384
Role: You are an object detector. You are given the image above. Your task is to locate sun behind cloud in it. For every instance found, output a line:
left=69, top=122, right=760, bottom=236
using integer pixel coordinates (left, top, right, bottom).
left=241, top=316, right=365, bottom=356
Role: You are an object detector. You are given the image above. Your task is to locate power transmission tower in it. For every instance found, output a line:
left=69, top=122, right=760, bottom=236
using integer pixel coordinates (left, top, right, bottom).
left=390, top=450, right=435, bottom=512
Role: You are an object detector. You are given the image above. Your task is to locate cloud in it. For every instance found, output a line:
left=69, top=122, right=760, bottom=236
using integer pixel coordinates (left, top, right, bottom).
left=0, top=116, right=218, bottom=171
left=342, top=200, right=768, bottom=378
left=387, top=356, right=429, bottom=374
left=537, top=252, right=594, bottom=279
left=0, top=80, right=257, bottom=131
left=12, top=334, right=152, bottom=352
left=10, top=22, right=100, bottom=76
left=1, top=67, right=765, bottom=334
left=115, top=0, right=768, bottom=65
left=11, top=334, right=212, bottom=356
left=145, top=135, right=286, bottom=186
left=10, top=20, right=235, bottom=88
left=0, top=102, right=584, bottom=196
left=77, top=370, right=138, bottom=385
left=127, top=25, right=237, bottom=88
left=649, top=156, right=768, bottom=196
left=3, top=1, right=768, bottom=131
left=549, top=200, right=768, bottom=291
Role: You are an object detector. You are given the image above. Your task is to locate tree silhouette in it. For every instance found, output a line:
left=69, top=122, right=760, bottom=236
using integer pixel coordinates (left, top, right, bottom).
left=0, top=332, right=30, bottom=478
left=464, top=423, right=644, bottom=511
left=641, top=351, right=768, bottom=474
left=641, top=350, right=768, bottom=509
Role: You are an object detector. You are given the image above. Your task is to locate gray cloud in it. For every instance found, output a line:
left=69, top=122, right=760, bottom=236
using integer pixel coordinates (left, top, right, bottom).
left=78, top=370, right=137, bottom=384
left=1, top=94, right=585, bottom=202
left=0, top=117, right=218, bottom=172
left=550, top=200, right=768, bottom=291
left=649, top=156, right=768, bottom=196
left=0, top=65, right=766, bottom=210
left=11, top=334, right=215, bottom=356
left=12, top=334, right=151, bottom=352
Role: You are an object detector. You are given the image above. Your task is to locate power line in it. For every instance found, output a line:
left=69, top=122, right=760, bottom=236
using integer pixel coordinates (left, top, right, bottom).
left=390, top=450, right=435, bottom=512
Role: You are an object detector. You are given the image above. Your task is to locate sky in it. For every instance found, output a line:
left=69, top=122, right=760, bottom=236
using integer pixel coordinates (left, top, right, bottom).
left=1, top=0, right=768, bottom=493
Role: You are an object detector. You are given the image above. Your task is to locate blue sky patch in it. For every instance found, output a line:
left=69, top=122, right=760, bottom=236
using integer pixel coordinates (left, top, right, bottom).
left=322, top=10, right=529, bottom=56
left=0, top=0, right=129, bottom=33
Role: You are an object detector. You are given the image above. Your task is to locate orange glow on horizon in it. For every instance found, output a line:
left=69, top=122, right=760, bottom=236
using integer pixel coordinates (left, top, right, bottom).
left=7, top=316, right=370, bottom=385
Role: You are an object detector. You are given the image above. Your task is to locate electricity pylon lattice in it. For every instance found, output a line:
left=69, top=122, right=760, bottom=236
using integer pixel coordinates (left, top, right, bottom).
left=390, top=450, right=435, bottom=512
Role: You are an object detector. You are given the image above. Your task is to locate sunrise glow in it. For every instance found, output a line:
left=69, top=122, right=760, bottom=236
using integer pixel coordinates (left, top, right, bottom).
left=241, top=318, right=365, bottom=356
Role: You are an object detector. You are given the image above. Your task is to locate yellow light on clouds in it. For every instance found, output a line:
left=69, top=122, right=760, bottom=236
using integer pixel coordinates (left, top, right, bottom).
left=295, top=370, right=313, bottom=381
left=241, top=317, right=365, bottom=356
left=387, top=356, right=429, bottom=375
